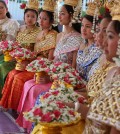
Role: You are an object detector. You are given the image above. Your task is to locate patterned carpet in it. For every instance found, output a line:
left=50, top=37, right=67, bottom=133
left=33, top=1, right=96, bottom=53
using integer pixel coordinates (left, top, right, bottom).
left=0, top=111, right=27, bottom=134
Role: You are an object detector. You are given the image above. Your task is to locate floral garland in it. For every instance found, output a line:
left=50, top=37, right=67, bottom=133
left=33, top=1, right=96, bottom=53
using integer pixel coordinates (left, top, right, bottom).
left=10, top=47, right=35, bottom=59
left=0, top=41, right=19, bottom=52
left=26, top=58, right=52, bottom=72
left=24, top=101, right=80, bottom=123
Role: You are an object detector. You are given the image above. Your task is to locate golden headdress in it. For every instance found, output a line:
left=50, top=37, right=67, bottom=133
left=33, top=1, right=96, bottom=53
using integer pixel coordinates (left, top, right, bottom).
left=26, top=0, right=39, bottom=11
left=64, top=0, right=79, bottom=7
left=104, top=0, right=115, bottom=10
left=86, top=0, right=103, bottom=16
left=42, top=0, right=56, bottom=12
left=110, top=0, right=120, bottom=21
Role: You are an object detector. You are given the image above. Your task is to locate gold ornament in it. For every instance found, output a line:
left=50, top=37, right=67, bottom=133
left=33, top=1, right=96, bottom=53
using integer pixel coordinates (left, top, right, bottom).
left=26, top=0, right=39, bottom=11
left=42, top=0, right=56, bottom=12
left=64, top=0, right=79, bottom=7
left=110, top=0, right=120, bottom=21
left=86, top=0, right=103, bottom=16
left=104, top=0, right=115, bottom=10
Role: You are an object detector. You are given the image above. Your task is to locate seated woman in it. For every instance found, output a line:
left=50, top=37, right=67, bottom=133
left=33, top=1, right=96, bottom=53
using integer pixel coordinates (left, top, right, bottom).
left=76, top=14, right=102, bottom=82
left=0, top=0, right=40, bottom=109
left=0, top=0, right=20, bottom=95
left=16, top=1, right=58, bottom=132
left=54, top=4, right=82, bottom=68
left=24, top=1, right=85, bottom=134
left=64, top=5, right=116, bottom=133
left=85, top=15, right=120, bottom=134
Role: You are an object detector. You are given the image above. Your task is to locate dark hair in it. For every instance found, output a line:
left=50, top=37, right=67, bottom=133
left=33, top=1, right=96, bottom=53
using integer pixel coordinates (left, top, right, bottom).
left=39, top=9, right=54, bottom=23
left=63, top=4, right=74, bottom=15
left=83, top=15, right=94, bottom=23
left=111, top=20, right=120, bottom=34
left=0, top=0, right=11, bottom=18
left=102, top=12, right=112, bottom=22
left=63, top=5, right=80, bottom=33
left=24, top=8, right=38, bottom=20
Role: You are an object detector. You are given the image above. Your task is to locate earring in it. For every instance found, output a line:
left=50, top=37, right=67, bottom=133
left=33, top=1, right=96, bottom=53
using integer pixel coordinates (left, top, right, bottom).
left=69, top=21, right=72, bottom=27
left=49, top=26, right=52, bottom=31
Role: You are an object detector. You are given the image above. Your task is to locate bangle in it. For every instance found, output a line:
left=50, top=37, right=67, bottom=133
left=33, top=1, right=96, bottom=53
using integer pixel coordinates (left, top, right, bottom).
left=75, top=102, right=80, bottom=112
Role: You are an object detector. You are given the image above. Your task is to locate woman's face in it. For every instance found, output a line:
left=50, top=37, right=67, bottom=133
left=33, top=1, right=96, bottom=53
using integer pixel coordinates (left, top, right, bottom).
left=39, top=11, right=52, bottom=30
left=97, top=18, right=111, bottom=50
left=81, top=18, right=93, bottom=39
left=93, top=23, right=100, bottom=46
left=105, top=21, right=119, bottom=62
left=58, top=6, right=71, bottom=25
left=0, top=2, right=7, bottom=19
left=24, top=10, right=37, bottom=26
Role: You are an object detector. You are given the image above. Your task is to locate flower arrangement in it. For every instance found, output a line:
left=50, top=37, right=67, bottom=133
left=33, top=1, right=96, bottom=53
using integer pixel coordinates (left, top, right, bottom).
left=40, top=83, right=86, bottom=104
left=10, top=47, right=35, bottom=60
left=49, top=62, right=75, bottom=74
left=0, top=41, right=19, bottom=52
left=51, top=71, right=85, bottom=87
left=24, top=101, right=80, bottom=124
left=26, top=58, right=52, bottom=72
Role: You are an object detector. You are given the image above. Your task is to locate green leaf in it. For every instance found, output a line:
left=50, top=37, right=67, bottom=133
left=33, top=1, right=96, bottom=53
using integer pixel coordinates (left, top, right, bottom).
left=99, top=7, right=105, bottom=15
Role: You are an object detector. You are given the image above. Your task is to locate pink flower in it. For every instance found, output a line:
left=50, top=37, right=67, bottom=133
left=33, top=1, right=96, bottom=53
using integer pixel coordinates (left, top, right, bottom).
left=43, top=93, right=51, bottom=99
left=33, top=108, right=43, bottom=116
left=78, top=97, right=85, bottom=104
left=54, top=62, right=62, bottom=66
left=53, top=110, right=61, bottom=119
left=69, top=110, right=75, bottom=116
left=41, top=112, right=52, bottom=122
left=52, top=90, right=59, bottom=96
left=52, top=68, right=56, bottom=72
left=56, top=102, right=65, bottom=108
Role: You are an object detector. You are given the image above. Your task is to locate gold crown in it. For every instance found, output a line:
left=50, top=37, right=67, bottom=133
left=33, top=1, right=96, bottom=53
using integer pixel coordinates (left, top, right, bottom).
left=86, top=0, right=103, bottom=16
left=104, top=0, right=115, bottom=10
left=42, top=0, right=56, bottom=12
left=110, top=0, right=120, bottom=21
left=64, top=0, right=79, bottom=7
left=26, top=0, right=39, bottom=11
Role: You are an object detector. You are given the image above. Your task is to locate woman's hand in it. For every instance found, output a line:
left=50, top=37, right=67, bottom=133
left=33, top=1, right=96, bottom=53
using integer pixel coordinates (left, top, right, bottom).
left=63, top=102, right=75, bottom=109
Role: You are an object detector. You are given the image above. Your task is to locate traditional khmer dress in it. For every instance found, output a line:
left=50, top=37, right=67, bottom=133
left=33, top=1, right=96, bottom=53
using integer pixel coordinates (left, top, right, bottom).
left=83, top=62, right=115, bottom=134
left=86, top=73, right=120, bottom=133
left=54, top=31, right=82, bottom=64
left=0, top=17, right=20, bottom=97
left=16, top=29, right=58, bottom=131
left=0, top=26, right=40, bottom=108
left=76, top=44, right=102, bottom=81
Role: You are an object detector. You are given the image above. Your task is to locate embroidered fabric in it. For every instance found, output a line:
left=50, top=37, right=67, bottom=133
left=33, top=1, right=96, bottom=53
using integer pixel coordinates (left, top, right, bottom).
left=54, top=32, right=82, bottom=64
left=87, top=61, right=113, bottom=103
left=1, top=18, right=20, bottom=40
left=16, top=26, right=40, bottom=51
left=76, top=44, right=102, bottom=81
left=34, top=29, right=57, bottom=53
left=54, top=32, right=82, bottom=57
left=87, top=75, right=120, bottom=132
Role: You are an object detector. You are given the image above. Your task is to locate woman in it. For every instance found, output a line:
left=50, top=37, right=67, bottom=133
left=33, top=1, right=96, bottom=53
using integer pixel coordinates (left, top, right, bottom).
left=29, top=2, right=85, bottom=134
left=16, top=8, right=58, bottom=131
left=54, top=4, right=82, bottom=68
left=76, top=14, right=102, bottom=81
left=0, top=0, right=19, bottom=95
left=86, top=19, right=120, bottom=134
left=64, top=11, right=115, bottom=128
left=88, top=13, right=112, bottom=79
left=0, top=6, right=40, bottom=108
